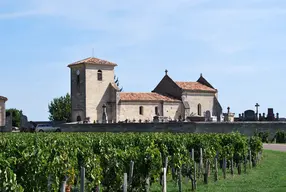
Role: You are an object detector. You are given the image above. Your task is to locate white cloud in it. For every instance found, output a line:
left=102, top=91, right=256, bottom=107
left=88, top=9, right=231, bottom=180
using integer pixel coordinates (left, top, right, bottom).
left=1, top=0, right=286, bottom=54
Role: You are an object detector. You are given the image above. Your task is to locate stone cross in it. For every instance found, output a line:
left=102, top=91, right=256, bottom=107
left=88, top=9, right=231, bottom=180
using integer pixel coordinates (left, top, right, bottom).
left=255, top=103, right=260, bottom=115
left=102, top=104, right=108, bottom=123
left=165, top=69, right=168, bottom=75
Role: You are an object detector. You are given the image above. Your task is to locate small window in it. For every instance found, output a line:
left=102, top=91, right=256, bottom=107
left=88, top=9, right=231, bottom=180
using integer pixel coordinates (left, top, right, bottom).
left=77, top=75, right=80, bottom=85
left=197, top=104, right=202, bottom=116
left=139, top=106, right=144, bottom=115
left=97, top=70, right=102, bottom=81
left=155, top=106, right=159, bottom=116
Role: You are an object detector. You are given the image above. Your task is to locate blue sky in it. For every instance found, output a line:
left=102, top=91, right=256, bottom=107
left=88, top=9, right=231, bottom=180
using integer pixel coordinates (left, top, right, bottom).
left=1, top=0, right=286, bottom=120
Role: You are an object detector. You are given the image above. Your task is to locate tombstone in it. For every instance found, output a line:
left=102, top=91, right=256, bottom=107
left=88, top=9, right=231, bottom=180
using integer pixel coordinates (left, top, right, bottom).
left=276, top=113, right=279, bottom=121
left=205, top=110, right=211, bottom=122
left=153, top=116, right=159, bottom=123
left=267, top=108, right=275, bottom=121
left=262, top=113, right=266, bottom=120
left=238, top=114, right=242, bottom=120
left=241, top=113, right=244, bottom=120
left=102, top=104, right=108, bottom=123
left=244, top=110, right=256, bottom=121
left=139, top=119, right=142, bottom=123
left=132, top=119, right=136, bottom=123
left=125, top=119, right=128, bottom=123
left=259, top=113, right=262, bottom=121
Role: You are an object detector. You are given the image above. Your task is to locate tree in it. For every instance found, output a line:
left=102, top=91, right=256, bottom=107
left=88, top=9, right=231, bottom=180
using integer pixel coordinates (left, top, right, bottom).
left=48, top=93, right=71, bottom=122
left=114, top=75, right=123, bottom=92
left=5, top=108, right=22, bottom=127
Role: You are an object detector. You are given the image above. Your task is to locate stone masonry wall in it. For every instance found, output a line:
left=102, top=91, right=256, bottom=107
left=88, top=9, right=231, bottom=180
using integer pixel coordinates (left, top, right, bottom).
left=183, top=91, right=216, bottom=117
left=85, top=64, right=115, bottom=122
left=118, top=101, right=182, bottom=122
left=60, top=122, right=286, bottom=138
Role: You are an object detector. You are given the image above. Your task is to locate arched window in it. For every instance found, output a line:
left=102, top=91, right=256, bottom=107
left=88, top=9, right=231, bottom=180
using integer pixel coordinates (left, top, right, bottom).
left=97, top=70, right=102, bottom=81
left=139, top=106, right=144, bottom=115
left=76, top=69, right=80, bottom=86
left=155, top=106, right=159, bottom=116
left=197, top=104, right=202, bottom=116
left=77, top=75, right=80, bottom=86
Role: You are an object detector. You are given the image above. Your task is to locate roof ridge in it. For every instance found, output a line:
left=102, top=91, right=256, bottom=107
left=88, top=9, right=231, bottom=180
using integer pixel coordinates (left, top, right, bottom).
left=67, top=57, right=117, bottom=67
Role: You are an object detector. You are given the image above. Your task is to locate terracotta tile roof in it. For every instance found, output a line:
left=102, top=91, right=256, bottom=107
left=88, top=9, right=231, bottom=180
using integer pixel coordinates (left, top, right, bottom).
left=120, top=92, right=180, bottom=102
left=0, top=96, right=8, bottom=101
left=175, top=81, right=217, bottom=92
left=67, top=57, right=117, bottom=67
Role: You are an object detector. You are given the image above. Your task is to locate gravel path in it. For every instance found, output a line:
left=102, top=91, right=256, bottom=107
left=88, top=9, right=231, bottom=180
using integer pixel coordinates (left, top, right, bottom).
left=263, top=143, right=286, bottom=152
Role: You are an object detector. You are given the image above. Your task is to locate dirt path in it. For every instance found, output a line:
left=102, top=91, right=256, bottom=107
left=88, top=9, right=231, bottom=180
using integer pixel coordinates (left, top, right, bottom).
left=263, top=143, right=286, bottom=152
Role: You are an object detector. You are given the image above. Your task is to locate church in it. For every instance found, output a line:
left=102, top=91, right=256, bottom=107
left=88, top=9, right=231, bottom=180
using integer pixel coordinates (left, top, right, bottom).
left=68, top=57, right=223, bottom=123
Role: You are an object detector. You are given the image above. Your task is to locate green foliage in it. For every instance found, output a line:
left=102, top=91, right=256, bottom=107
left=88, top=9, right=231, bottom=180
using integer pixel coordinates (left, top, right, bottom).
left=5, top=108, right=22, bottom=127
left=48, top=93, right=71, bottom=122
left=275, top=130, right=286, bottom=143
left=0, top=132, right=262, bottom=191
left=254, top=130, right=270, bottom=143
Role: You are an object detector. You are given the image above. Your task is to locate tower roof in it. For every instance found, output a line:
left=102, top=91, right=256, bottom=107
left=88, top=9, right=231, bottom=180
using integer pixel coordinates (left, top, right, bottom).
left=67, top=57, right=117, bottom=67
left=0, top=96, right=8, bottom=102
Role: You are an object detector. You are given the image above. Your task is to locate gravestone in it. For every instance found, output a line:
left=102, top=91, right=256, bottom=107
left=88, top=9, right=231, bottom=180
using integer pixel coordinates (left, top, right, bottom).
left=153, top=116, right=159, bottom=123
left=205, top=110, right=211, bottom=122
left=102, top=104, right=108, bottom=123
left=244, top=110, right=256, bottom=121
left=267, top=108, right=275, bottom=121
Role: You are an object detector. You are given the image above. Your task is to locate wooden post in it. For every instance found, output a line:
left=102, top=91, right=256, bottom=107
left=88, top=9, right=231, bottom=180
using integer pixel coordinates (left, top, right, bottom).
left=162, top=168, right=167, bottom=192
left=123, top=173, right=128, bottom=192
left=80, top=167, right=85, bottom=192
left=145, top=177, right=150, bottom=192
left=214, top=158, right=218, bottom=182
left=238, top=162, right=241, bottom=175
left=60, top=180, right=66, bottom=192
left=48, top=174, right=51, bottom=192
left=193, top=163, right=197, bottom=190
left=178, top=168, right=182, bottom=192
left=223, top=157, right=226, bottom=179
left=129, top=161, right=134, bottom=187
left=191, top=148, right=195, bottom=191
left=199, top=148, right=203, bottom=178
left=230, top=158, right=234, bottom=176
left=165, top=157, right=168, bottom=169
left=244, top=156, right=247, bottom=174
left=249, top=150, right=252, bottom=169
left=204, top=159, right=209, bottom=184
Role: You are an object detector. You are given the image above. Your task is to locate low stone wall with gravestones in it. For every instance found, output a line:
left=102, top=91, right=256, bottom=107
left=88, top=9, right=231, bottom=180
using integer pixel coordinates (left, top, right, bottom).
left=60, top=121, right=286, bottom=137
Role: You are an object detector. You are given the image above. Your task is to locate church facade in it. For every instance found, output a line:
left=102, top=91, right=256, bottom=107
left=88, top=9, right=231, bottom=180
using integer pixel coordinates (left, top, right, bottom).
left=68, top=57, right=222, bottom=123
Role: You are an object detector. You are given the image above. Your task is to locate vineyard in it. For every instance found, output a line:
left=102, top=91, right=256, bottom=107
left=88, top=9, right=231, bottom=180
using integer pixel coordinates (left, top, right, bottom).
left=0, top=132, right=263, bottom=192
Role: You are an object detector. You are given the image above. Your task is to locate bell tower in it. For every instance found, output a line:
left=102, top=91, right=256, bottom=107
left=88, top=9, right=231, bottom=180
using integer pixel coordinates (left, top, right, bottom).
left=68, top=57, right=117, bottom=122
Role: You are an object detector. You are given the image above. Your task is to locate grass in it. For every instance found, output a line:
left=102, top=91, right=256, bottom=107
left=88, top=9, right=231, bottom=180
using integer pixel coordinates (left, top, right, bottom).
left=151, top=150, right=286, bottom=192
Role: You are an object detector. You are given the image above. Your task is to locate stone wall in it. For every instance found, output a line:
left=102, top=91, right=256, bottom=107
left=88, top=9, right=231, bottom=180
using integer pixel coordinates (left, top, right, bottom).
left=60, top=121, right=286, bottom=138
left=85, top=64, right=115, bottom=123
left=118, top=101, right=182, bottom=122
left=182, top=91, right=216, bottom=117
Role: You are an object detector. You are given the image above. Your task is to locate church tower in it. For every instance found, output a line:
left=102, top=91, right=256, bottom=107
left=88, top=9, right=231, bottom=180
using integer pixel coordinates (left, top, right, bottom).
left=68, top=57, right=117, bottom=122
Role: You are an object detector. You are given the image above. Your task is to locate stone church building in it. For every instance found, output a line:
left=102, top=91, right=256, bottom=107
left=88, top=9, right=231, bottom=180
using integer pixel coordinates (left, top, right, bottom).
left=68, top=57, right=222, bottom=123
